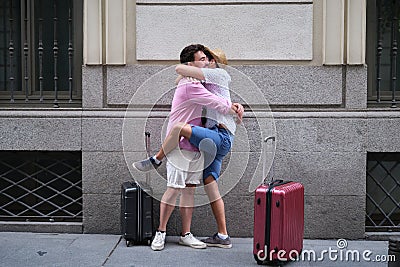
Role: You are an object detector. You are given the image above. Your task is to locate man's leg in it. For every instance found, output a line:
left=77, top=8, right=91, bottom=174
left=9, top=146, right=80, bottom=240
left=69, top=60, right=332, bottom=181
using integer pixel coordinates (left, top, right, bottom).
left=158, top=187, right=180, bottom=231
left=179, top=184, right=195, bottom=234
left=151, top=187, right=180, bottom=251
left=178, top=184, right=206, bottom=249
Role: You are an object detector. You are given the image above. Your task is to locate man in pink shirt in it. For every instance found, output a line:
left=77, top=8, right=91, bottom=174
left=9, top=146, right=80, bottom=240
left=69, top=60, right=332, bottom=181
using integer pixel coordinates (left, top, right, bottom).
left=134, top=44, right=243, bottom=251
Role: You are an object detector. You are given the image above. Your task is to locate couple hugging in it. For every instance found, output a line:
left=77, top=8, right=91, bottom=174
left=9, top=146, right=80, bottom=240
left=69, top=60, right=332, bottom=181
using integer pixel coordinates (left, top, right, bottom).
left=133, top=44, right=244, bottom=251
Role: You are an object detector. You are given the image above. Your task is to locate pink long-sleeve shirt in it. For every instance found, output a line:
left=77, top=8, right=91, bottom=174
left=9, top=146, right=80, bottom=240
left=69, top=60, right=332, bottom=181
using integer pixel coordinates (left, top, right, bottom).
left=166, top=78, right=232, bottom=151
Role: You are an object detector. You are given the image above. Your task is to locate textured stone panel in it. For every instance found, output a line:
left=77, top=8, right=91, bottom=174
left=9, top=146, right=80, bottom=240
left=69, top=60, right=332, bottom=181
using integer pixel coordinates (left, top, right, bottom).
left=223, top=195, right=254, bottom=237
left=82, top=118, right=124, bottom=152
left=273, top=151, right=366, bottom=196
left=275, top=117, right=367, bottom=152
left=105, top=65, right=344, bottom=107
left=0, top=222, right=82, bottom=234
left=223, top=152, right=264, bottom=196
left=367, top=117, right=400, bottom=152
left=83, top=193, right=120, bottom=234
left=107, top=65, right=172, bottom=106
left=236, top=66, right=343, bottom=106
left=304, top=195, right=365, bottom=239
left=0, top=118, right=81, bottom=151
left=82, top=152, right=133, bottom=194
left=346, top=65, right=367, bottom=109
left=136, top=4, right=313, bottom=60
left=82, top=66, right=103, bottom=108
left=82, top=116, right=164, bottom=153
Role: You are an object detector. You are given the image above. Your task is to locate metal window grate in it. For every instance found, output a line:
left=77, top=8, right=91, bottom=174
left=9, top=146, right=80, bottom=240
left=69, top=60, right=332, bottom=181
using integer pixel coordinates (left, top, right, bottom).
left=366, top=0, right=400, bottom=107
left=0, top=151, right=82, bottom=222
left=0, top=0, right=82, bottom=107
left=366, top=152, right=400, bottom=231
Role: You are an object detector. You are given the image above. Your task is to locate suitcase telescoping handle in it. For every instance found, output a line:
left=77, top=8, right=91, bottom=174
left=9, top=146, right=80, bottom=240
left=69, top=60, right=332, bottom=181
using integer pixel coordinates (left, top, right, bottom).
left=145, top=132, right=151, bottom=157
left=145, top=132, right=151, bottom=185
left=263, top=136, right=276, bottom=184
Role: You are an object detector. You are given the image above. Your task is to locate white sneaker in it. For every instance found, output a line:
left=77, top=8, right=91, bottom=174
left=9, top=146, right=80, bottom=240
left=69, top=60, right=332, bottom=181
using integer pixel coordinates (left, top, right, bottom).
left=151, top=231, right=166, bottom=251
left=179, top=233, right=207, bottom=249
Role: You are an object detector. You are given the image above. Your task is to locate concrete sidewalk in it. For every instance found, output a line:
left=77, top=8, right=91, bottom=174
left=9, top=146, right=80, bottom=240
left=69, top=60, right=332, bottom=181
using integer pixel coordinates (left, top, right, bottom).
left=0, top=232, right=393, bottom=267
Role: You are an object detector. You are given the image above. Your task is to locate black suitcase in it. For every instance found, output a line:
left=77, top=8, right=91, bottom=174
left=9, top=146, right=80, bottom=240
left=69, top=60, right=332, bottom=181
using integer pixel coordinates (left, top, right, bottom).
left=120, top=132, right=154, bottom=246
left=120, top=181, right=153, bottom=246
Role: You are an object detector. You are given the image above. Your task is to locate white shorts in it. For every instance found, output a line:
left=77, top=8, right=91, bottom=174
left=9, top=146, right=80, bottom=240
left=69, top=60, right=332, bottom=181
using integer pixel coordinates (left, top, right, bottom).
left=166, top=148, right=204, bottom=189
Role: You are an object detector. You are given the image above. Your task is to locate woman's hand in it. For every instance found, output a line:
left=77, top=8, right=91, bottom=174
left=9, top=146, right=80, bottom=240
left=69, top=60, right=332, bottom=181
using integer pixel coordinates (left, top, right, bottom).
left=232, top=103, right=244, bottom=124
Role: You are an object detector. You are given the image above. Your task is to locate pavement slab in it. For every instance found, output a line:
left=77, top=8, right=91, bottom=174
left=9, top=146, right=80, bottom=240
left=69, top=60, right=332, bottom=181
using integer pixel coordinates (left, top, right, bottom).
left=0, top=232, right=394, bottom=267
left=0, top=232, right=120, bottom=267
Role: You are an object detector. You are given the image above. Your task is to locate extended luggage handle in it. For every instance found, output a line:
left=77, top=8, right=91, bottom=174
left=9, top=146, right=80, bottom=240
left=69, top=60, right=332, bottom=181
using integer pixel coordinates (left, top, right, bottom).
left=263, top=136, right=276, bottom=184
left=145, top=132, right=151, bottom=157
left=145, top=132, right=151, bottom=185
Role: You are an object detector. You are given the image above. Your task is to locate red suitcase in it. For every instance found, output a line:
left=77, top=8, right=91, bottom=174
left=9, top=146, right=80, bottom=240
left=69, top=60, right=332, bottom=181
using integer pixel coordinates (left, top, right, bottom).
left=253, top=137, right=304, bottom=265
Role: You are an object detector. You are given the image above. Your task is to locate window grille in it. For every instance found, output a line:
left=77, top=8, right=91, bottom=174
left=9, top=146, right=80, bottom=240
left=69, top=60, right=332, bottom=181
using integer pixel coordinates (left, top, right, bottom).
left=0, top=151, right=82, bottom=222
left=0, top=0, right=82, bottom=107
left=367, top=0, right=400, bottom=107
left=366, top=152, right=400, bottom=231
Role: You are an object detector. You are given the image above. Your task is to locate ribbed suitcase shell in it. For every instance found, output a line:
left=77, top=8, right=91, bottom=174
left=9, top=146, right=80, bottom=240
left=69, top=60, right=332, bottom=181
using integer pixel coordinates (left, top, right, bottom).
left=121, top=181, right=153, bottom=246
left=253, top=181, right=304, bottom=264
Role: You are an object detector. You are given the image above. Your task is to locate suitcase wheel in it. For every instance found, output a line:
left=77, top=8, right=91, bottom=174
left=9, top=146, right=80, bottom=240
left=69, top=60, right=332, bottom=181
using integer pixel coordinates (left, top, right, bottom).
left=254, top=254, right=263, bottom=265
left=254, top=254, right=283, bottom=266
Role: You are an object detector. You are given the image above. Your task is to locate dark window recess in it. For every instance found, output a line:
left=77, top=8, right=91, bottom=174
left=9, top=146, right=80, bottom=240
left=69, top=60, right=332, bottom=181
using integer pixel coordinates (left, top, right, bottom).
left=366, top=152, right=400, bottom=231
left=0, top=0, right=82, bottom=107
left=0, top=151, right=82, bottom=222
left=367, top=0, right=400, bottom=107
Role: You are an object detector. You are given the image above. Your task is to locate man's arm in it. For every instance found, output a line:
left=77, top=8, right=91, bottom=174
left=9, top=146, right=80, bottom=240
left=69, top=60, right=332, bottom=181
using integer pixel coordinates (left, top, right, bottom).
left=182, top=81, right=234, bottom=115
left=175, top=64, right=205, bottom=81
left=181, top=81, right=241, bottom=120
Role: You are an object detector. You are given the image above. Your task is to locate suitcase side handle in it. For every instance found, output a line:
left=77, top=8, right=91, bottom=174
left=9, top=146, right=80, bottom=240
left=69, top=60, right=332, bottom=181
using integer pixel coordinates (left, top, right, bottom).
left=264, top=136, right=276, bottom=142
left=263, top=136, right=276, bottom=184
